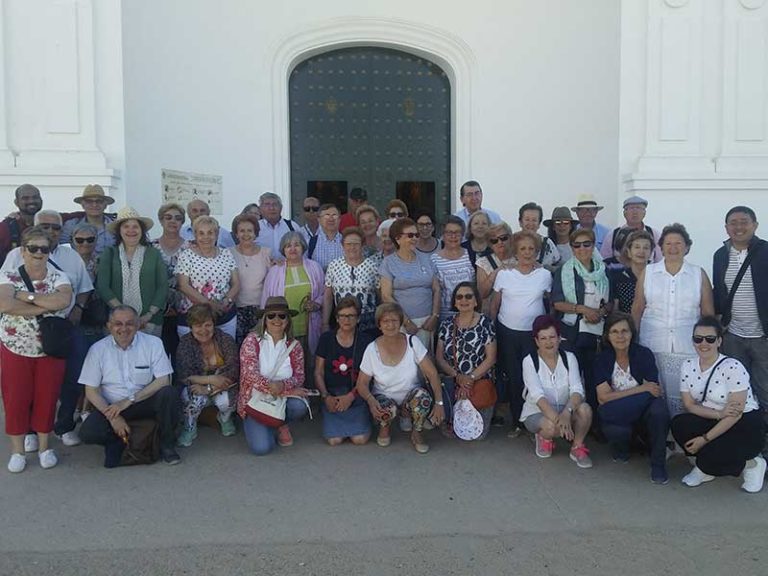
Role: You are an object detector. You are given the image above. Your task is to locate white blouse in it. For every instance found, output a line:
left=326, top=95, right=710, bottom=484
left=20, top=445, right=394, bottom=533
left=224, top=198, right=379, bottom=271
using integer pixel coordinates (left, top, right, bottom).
left=640, top=259, right=702, bottom=355
left=520, top=351, right=583, bottom=421
left=679, top=354, right=759, bottom=412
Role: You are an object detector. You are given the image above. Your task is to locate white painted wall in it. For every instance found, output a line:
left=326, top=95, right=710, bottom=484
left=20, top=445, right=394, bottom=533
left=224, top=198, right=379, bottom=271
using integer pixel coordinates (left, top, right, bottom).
left=119, top=0, right=620, bottom=230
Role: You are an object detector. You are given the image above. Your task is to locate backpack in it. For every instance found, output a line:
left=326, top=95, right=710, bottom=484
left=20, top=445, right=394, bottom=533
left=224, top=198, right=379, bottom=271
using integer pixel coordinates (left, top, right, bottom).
left=611, top=224, right=653, bottom=255
left=284, top=218, right=295, bottom=232
left=529, top=349, right=570, bottom=373
left=307, top=234, right=318, bottom=259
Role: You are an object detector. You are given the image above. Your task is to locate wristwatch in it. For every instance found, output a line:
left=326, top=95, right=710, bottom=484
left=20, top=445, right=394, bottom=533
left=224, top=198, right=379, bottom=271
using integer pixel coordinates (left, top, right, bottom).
left=26, top=293, right=35, bottom=303
left=128, top=393, right=136, bottom=404
left=435, top=400, right=444, bottom=406
left=207, top=384, right=213, bottom=394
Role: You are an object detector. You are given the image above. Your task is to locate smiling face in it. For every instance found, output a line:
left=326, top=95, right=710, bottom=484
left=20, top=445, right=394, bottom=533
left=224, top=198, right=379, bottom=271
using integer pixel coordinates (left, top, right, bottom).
left=461, top=185, right=483, bottom=212
left=342, top=232, right=363, bottom=261
left=515, top=237, right=537, bottom=264
left=283, top=238, right=305, bottom=263
left=469, top=214, right=490, bottom=240
left=108, top=309, right=139, bottom=349
left=443, top=223, right=464, bottom=249
left=336, top=305, right=359, bottom=333
left=320, top=206, right=340, bottom=235
left=194, top=223, right=218, bottom=250
left=628, top=238, right=652, bottom=266
left=73, top=229, right=96, bottom=258
left=661, top=232, right=686, bottom=261
left=453, top=286, right=477, bottom=313
left=397, top=225, right=419, bottom=253
left=160, top=208, right=184, bottom=234
left=236, top=221, right=256, bottom=245
left=22, top=237, right=51, bottom=267
left=607, top=320, right=632, bottom=352
left=190, top=318, right=215, bottom=345
left=378, top=312, right=402, bottom=336
left=575, top=207, right=598, bottom=226
left=571, top=233, right=594, bottom=266
left=260, top=198, right=282, bottom=224
left=82, top=196, right=108, bottom=219
left=36, top=213, right=62, bottom=245
left=693, top=325, right=720, bottom=360
left=553, top=220, right=573, bottom=242
left=519, top=210, right=541, bottom=233
left=535, top=326, right=560, bottom=354
left=15, top=186, right=42, bottom=217
left=416, top=216, right=435, bottom=239
left=265, top=310, right=289, bottom=338
left=726, top=211, right=758, bottom=249
left=120, top=219, right=143, bottom=247
left=358, top=211, right=378, bottom=238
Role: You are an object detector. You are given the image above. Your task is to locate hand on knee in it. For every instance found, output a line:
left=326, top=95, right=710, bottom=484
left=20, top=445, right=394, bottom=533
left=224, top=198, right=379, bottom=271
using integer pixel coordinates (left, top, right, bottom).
left=539, top=420, right=557, bottom=439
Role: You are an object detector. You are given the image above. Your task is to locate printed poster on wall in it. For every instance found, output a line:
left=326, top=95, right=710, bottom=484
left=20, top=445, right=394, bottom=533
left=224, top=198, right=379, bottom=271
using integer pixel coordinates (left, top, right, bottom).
left=161, top=169, right=223, bottom=213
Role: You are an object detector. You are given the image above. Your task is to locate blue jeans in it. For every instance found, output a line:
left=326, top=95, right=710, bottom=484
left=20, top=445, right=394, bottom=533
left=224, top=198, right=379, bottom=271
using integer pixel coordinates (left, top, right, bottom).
left=243, top=398, right=308, bottom=456
left=54, top=325, right=89, bottom=435
left=599, top=392, right=669, bottom=469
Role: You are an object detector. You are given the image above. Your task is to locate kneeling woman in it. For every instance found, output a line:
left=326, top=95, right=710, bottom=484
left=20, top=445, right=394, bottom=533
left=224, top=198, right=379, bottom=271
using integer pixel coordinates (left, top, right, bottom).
left=176, top=303, right=240, bottom=447
left=355, top=303, right=445, bottom=453
left=237, top=297, right=309, bottom=455
left=594, top=312, right=669, bottom=484
left=520, top=316, right=593, bottom=468
left=671, top=317, right=766, bottom=492
left=315, top=297, right=373, bottom=446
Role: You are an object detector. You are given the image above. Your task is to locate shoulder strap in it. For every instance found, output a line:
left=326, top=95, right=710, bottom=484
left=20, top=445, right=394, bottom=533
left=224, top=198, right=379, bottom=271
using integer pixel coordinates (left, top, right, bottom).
left=488, top=255, right=499, bottom=270
left=559, top=349, right=569, bottom=371
left=611, top=226, right=623, bottom=252
left=284, top=219, right=295, bottom=232
left=530, top=350, right=569, bottom=373
left=307, top=235, right=318, bottom=259
left=537, top=238, right=547, bottom=263
left=702, top=357, right=729, bottom=402
left=724, top=243, right=762, bottom=321
left=48, top=258, right=62, bottom=272
left=18, top=265, right=34, bottom=292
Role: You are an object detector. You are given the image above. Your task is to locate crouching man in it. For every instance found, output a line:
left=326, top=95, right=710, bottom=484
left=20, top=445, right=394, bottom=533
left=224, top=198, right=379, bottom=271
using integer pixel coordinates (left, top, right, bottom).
left=79, top=305, right=181, bottom=466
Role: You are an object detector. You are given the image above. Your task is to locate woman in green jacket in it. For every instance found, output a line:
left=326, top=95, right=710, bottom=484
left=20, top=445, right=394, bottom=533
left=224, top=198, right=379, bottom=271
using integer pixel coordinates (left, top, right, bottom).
left=97, top=207, right=168, bottom=337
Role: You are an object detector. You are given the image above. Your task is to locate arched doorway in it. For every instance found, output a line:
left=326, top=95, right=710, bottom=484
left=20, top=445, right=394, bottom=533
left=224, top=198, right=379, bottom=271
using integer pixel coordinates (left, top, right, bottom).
left=288, top=46, right=451, bottom=223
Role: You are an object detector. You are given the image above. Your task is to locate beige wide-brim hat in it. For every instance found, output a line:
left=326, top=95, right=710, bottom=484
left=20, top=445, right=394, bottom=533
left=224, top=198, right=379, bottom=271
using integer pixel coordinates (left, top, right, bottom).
left=74, top=184, right=116, bottom=205
left=256, top=296, right=299, bottom=318
left=570, top=193, right=604, bottom=212
left=543, top=206, right=575, bottom=227
left=107, top=206, right=154, bottom=234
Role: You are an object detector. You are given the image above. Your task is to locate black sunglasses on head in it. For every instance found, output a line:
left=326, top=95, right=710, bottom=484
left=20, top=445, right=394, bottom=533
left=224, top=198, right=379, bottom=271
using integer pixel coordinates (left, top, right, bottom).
left=25, top=245, right=51, bottom=254
left=74, top=236, right=96, bottom=244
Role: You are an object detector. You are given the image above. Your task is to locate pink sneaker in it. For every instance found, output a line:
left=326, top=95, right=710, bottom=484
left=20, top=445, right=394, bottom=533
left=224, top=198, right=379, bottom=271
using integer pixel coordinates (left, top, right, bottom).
left=277, top=426, right=294, bottom=447
left=570, top=444, right=593, bottom=468
left=535, top=434, right=554, bottom=458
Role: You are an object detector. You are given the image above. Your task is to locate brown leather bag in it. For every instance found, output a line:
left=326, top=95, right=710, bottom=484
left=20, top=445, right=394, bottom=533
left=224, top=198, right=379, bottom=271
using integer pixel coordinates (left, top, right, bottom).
left=119, top=419, right=160, bottom=466
left=451, top=320, right=498, bottom=410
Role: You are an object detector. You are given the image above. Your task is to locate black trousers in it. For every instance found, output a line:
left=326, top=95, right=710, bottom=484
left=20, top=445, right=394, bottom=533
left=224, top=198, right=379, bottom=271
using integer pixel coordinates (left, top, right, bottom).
left=80, top=386, right=180, bottom=451
left=496, top=323, right=535, bottom=424
left=671, top=410, right=765, bottom=477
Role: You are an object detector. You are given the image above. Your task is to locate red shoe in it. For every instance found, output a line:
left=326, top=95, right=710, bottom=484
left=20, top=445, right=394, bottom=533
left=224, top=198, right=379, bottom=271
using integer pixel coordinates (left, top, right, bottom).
left=277, top=426, right=294, bottom=447
left=535, top=434, right=554, bottom=458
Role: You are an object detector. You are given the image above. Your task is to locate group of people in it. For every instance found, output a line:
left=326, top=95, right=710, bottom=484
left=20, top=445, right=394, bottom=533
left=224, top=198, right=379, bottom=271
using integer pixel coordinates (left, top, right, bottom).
left=1, top=181, right=766, bottom=494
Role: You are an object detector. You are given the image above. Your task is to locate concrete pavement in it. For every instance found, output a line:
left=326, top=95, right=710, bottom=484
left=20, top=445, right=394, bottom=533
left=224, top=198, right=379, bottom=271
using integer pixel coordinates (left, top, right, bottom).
left=2, top=417, right=768, bottom=575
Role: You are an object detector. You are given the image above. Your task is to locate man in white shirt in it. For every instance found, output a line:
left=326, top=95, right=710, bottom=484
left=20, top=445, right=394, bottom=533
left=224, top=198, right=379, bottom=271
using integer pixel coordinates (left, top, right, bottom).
left=256, top=192, right=300, bottom=259
left=0, top=210, right=94, bottom=449
left=180, top=199, right=235, bottom=248
left=79, top=306, right=180, bottom=466
left=454, top=180, right=502, bottom=225
left=571, top=194, right=611, bottom=252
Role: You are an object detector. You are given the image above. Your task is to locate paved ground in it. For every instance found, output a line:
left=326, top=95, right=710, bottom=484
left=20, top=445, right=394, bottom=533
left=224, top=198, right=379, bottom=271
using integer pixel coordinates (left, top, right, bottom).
left=2, top=416, right=768, bottom=576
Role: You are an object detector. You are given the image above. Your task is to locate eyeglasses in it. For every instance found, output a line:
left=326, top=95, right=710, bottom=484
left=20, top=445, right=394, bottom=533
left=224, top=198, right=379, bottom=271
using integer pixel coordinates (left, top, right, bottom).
left=74, top=236, right=96, bottom=244
left=39, top=223, right=62, bottom=231
left=389, top=211, right=405, bottom=218
left=443, top=230, right=463, bottom=237
left=337, top=313, right=358, bottom=320
left=25, top=245, right=51, bottom=254
left=488, top=235, right=510, bottom=245
left=266, top=312, right=288, bottom=320
left=304, top=206, right=320, bottom=212
left=693, top=335, right=718, bottom=344
left=571, top=241, right=594, bottom=249
left=455, top=293, right=475, bottom=301
left=417, top=222, right=433, bottom=228
left=554, top=220, right=571, bottom=226
left=399, top=232, right=418, bottom=239
left=162, top=214, right=184, bottom=221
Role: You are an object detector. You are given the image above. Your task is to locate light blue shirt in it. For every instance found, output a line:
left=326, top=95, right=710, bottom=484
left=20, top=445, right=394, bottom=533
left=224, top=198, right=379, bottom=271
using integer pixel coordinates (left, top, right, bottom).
left=454, top=207, right=502, bottom=226
left=180, top=224, right=235, bottom=248
left=311, top=231, right=344, bottom=271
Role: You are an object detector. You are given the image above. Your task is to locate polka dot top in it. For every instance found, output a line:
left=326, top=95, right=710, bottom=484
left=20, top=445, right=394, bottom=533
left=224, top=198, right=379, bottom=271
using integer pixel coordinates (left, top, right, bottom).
left=679, top=354, right=759, bottom=412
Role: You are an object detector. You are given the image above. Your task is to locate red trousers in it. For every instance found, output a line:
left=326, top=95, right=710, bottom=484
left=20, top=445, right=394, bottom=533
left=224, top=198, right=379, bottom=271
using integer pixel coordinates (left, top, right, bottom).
left=1, top=344, right=66, bottom=435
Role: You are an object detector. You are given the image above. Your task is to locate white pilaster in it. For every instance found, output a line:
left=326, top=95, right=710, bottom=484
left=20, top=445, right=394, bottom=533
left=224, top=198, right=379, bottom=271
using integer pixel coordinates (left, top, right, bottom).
left=0, top=1, right=15, bottom=168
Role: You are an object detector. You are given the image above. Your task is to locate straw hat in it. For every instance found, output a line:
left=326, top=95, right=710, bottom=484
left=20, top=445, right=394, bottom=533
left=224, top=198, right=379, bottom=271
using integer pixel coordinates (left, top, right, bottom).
left=570, top=194, right=604, bottom=212
left=107, top=206, right=154, bottom=234
left=543, top=206, right=575, bottom=227
left=74, top=184, right=115, bottom=205
left=256, top=296, right=299, bottom=318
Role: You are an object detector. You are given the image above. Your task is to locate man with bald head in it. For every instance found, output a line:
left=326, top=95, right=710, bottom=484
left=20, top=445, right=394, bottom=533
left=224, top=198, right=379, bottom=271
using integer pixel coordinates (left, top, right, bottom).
left=179, top=198, right=235, bottom=248
left=0, top=184, right=42, bottom=265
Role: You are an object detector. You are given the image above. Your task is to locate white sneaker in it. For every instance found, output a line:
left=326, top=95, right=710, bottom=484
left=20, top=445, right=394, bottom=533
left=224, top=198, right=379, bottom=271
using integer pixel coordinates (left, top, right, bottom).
left=39, top=449, right=58, bottom=470
left=24, top=434, right=39, bottom=453
left=7, top=453, right=26, bottom=473
left=742, top=455, right=767, bottom=493
left=59, top=431, right=81, bottom=447
left=682, top=466, right=715, bottom=487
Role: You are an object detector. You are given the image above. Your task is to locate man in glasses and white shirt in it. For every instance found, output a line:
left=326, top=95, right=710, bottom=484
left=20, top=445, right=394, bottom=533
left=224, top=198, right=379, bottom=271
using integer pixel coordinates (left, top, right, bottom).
left=1, top=210, right=93, bottom=450
left=454, top=180, right=502, bottom=226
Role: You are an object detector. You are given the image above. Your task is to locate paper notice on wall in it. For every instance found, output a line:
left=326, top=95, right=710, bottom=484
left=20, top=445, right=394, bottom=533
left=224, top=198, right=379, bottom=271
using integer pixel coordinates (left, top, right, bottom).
left=161, top=169, right=223, bottom=213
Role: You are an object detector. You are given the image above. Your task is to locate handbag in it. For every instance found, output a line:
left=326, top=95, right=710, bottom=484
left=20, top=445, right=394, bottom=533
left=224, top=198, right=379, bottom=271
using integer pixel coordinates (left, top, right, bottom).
left=451, top=320, right=497, bottom=410
left=119, top=418, right=160, bottom=466
left=18, top=265, right=74, bottom=359
left=245, top=340, right=312, bottom=427
left=453, top=399, right=484, bottom=441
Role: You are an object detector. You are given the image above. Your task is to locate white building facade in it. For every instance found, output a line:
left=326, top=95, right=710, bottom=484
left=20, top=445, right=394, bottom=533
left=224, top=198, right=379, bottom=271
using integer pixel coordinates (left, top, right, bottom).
left=0, top=0, right=766, bottom=267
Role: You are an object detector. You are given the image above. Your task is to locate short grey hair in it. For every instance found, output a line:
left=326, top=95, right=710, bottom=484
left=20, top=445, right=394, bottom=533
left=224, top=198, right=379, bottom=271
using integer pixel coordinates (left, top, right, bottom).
left=192, top=215, right=219, bottom=234
left=109, top=305, right=139, bottom=321
left=279, top=230, right=307, bottom=257
left=34, top=210, right=63, bottom=225
left=259, top=192, right=282, bottom=208
left=72, top=222, right=98, bottom=237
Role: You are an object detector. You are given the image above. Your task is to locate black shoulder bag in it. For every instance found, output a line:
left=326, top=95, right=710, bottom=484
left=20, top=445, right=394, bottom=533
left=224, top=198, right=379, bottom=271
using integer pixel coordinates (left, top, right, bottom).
left=18, top=265, right=74, bottom=358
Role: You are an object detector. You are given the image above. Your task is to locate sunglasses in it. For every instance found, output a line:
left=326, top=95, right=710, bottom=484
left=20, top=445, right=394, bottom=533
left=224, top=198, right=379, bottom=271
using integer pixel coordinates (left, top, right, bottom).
left=304, top=206, right=320, bottom=212
left=162, top=214, right=184, bottom=221
left=39, top=223, right=62, bottom=231
left=389, top=212, right=405, bottom=218
left=399, top=232, right=418, bottom=239
left=266, top=312, right=288, bottom=320
left=571, top=241, right=594, bottom=249
left=455, top=293, right=475, bottom=301
left=488, top=235, right=510, bottom=245
left=693, top=335, right=718, bottom=344
left=25, top=245, right=51, bottom=254
left=554, top=220, right=571, bottom=226
left=74, top=236, right=96, bottom=244
left=337, top=313, right=358, bottom=320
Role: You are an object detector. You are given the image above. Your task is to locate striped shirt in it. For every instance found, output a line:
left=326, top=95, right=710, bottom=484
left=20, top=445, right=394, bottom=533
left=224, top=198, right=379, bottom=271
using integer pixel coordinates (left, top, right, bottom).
left=725, top=245, right=764, bottom=338
left=311, top=231, right=343, bottom=271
